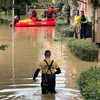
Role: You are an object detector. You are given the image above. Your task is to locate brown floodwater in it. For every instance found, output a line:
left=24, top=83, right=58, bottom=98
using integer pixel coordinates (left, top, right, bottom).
left=1, top=15, right=100, bottom=100
left=0, top=21, right=83, bottom=100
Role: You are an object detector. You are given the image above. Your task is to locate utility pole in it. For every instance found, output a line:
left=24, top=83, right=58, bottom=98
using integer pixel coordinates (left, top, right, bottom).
left=26, top=4, right=28, bottom=19
left=12, top=0, right=15, bottom=29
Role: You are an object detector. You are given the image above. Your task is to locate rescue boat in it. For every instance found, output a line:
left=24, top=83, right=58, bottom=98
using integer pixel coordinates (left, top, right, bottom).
left=10, top=18, right=56, bottom=27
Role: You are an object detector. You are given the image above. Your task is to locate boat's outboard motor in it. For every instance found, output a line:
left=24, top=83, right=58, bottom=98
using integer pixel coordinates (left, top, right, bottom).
left=13, top=15, right=19, bottom=25
left=9, top=15, right=19, bottom=27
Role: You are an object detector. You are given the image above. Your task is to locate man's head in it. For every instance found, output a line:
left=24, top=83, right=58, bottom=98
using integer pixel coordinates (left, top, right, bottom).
left=51, top=6, right=54, bottom=9
left=44, top=10, right=47, bottom=14
left=81, top=10, right=84, bottom=15
left=76, top=10, right=79, bottom=15
left=44, top=50, right=51, bottom=57
left=33, top=6, right=36, bottom=9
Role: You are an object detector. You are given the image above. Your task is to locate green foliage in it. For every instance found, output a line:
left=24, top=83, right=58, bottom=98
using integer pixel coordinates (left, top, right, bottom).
left=0, top=18, right=9, bottom=24
left=15, top=0, right=32, bottom=5
left=71, top=0, right=79, bottom=6
left=67, top=38, right=99, bottom=61
left=62, top=26, right=74, bottom=37
left=33, top=0, right=53, bottom=9
left=56, top=19, right=74, bottom=37
left=0, top=0, right=12, bottom=13
left=55, top=19, right=67, bottom=34
left=78, top=67, right=100, bottom=100
left=56, top=19, right=67, bottom=27
left=0, top=45, right=8, bottom=50
left=32, top=0, right=38, bottom=2
left=56, top=15, right=65, bottom=20
left=0, top=0, right=33, bottom=14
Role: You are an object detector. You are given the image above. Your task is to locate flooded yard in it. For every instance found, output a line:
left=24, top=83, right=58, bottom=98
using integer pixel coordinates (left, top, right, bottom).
left=1, top=14, right=99, bottom=99
left=0, top=24, right=84, bottom=100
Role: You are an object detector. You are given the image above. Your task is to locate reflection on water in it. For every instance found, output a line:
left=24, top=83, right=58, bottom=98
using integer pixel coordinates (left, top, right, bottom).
left=0, top=88, right=82, bottom=100
left=0, top=24, right=83, bottom=99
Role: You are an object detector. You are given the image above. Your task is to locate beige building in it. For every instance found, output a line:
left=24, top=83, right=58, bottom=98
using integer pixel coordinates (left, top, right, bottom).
left=95, top=8, right=100, bottom=43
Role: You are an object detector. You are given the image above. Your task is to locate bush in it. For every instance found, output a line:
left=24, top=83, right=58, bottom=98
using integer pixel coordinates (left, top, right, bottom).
left=55, top=19, right=74, bottom=37
left=56, top=15, right=65, bottom=20
left=0, top=18, right=9, bottom=24
left=62, top=25, right=74, bottom=37
left=0, top=44, right=8, bottom=50
left=78, top=67, right=100, bottom=100
left=67, top=38, right=99, bottom=61
left=56, top=19, right=67, bottom=27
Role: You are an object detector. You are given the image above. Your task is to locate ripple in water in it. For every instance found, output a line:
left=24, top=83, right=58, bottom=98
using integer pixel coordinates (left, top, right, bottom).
left=0, top=88, right=83, bottom=100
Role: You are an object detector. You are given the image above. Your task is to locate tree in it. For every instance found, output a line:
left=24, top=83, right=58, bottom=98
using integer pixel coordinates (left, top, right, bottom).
left=0, top=45, right=8, bottom=50
left=71, top=0, right=79, bottom=6
left=0, top=0, right=12, bottom=14
left=0, top=0, right=34, bottom=15
left=14, top=0, right=32, bottom=17
left=33, top=0, right=52, bottom=9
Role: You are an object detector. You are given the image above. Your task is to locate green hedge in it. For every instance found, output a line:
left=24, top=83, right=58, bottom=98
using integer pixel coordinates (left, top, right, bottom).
left=62, top=26, right=74, bottom=37
left=56, top=19, right=67, bottom=27
left=78, top=67, right=100, bottom=100
left=0, top=45, right=8, bottom=50
left=67, top=38, right=99, bottom=61
left=0, top=18, right=9, bottom=24
left=56, top=15, right=65, bottom=20
left=55, top=20, right=74, bottom=37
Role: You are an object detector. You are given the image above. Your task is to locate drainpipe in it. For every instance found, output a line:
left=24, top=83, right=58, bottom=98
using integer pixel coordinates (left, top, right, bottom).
left=92, top=7, right=96, bottom=42
left=92, top=0, right=97, bottom=42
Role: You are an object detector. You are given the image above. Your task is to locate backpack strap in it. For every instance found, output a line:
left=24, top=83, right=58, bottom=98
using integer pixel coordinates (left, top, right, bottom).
left=44, top=60, right=54, bottom=74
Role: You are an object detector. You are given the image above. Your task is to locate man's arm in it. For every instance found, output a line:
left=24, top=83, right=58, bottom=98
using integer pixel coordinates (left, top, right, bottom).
left=55, top=67, right=61, bottom=74
left=33, top=68, right=40, bottom=80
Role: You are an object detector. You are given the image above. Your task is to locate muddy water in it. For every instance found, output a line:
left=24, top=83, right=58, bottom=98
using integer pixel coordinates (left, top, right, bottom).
left=0, top=23, right=83, bottom=100
left=64, top=49, right=100, bottom=89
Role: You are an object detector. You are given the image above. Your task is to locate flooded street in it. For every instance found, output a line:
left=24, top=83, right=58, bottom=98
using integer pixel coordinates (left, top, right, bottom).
left=0, top=24, right=83, bottom=100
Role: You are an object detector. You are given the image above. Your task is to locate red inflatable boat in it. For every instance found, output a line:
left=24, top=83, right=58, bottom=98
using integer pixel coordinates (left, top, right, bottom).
left=10, top=18, right=56, bottom=27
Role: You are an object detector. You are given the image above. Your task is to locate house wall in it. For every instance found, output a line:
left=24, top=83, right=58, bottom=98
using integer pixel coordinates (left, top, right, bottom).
left=79, top=0, right=87, bottom=14
left=80, top=0, right=100, bottom=43
left=87, top=1, right=93, bottom=22
left=95, top=8, right=100, bottom=43
left=87, top=1, right=100, bottom=43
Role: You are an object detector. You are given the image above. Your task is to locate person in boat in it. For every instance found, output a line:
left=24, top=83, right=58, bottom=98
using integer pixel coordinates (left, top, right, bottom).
left=40, top=10, right=48, bottom=18
left=33, top=50, right=61, bottom=94
left=30, top=6, right=37, bottom=22
left=47, top=6, right=57, bottom=19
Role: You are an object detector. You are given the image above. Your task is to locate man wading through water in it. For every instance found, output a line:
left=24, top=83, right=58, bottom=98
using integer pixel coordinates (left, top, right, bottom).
left=33, top=50, right=61, bottom=94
